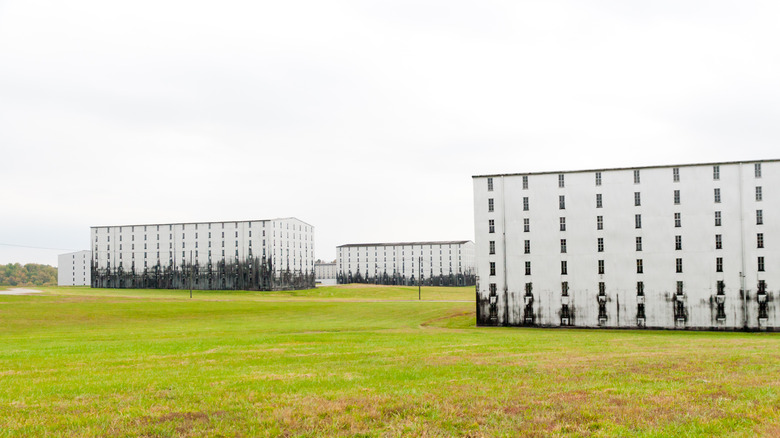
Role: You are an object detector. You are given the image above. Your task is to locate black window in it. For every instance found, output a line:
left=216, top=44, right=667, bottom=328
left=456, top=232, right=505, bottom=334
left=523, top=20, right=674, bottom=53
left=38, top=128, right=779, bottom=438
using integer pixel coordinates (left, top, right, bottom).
left=634, top=192, right=641, bottom=206
left=757, top=233, right=764, bottom=249
left=676, top=258, right=683, bottom=273
left=674, top=212, right=681, bottom=228
left=525, top=261, right=531, bottom=275
left=560, top=239, right=567, bottom=253
left=597, top=237, right=604, bottom=252
left=714, top=188, right=721, bottom=203
left=523, top=197, right=529, bottom=211
left=561, top=261, right=568, bottom=275
left=633, top=169, right=640, bottom=184
left=558, top=174, right=565, bottom=188
left=598, top=260, right=605, bottom=275
left=524, top=240, right=530, bottom=254
left=716, top=234, right=722, bottom=249
left=755, top=163, right=762, bottom=178
left=488, top=220, right=495, bottom=233
left=713, top=165, right=720, bottom=180
left=596, top=194, right=603, bottom=208
left=489, top=241, right=495, bottom=254
left=487, top=177, right=493, bottom=191
left=756, top=186, right=763, bottom=202
left=758, top=256, right=765, bottom=272
left=673, top=167, right=680, bottom=182
left=675, top=235, right=682, bottom=251
left=559, top=217, right=566, bottom=231
left=522, top=175, right=528, bottom=189
left=636, top=259, right=643, bottom=274
left=597, top=215, right=603, bottom=230
left=523, top=218, right=530, bottom=232
left=595, top=172, right=602, bottom=186
left=716, top=257, right=723, bottom=272
left=635, top=214, right=642, bottom=229
left=715, top=211, right=722, bottom=226
left=757, top=210, right=763, bottom=225
left=488, top=198, right=494, bottom=212
left=559, top=195, right=565, bottom=210
left=489, top=262, right=496, bottom=276
left=674, top=190, right=680, bottom=205
left=636, top=237, right=642, bottom=251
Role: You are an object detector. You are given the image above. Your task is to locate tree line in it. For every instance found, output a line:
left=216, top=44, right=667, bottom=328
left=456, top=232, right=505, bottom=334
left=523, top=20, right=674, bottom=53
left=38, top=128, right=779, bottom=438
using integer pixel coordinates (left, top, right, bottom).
left=0, top=263, right=57, bottom=286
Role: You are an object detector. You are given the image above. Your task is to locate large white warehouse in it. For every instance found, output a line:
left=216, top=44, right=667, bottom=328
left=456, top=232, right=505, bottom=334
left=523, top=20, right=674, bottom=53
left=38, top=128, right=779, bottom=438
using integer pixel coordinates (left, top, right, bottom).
left=473, top=160, right=778, bottom=331
left=337, top=241, right=475, bottom=286
left=91, top=217, right=315, bottom=291
left=57, top=250, right=91, bottom=286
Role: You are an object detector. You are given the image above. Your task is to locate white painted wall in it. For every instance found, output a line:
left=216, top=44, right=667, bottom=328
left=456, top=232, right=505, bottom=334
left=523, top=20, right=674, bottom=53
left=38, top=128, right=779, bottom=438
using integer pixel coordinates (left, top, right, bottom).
left=474, top=160, right=779, bottom=330
left=315, top=262, right=337, bottom=280
left=91, top=217, right=314, bottom=274
left=57, top=250, right=91, bottom=286
left=337, top=241, right=475, bottom=280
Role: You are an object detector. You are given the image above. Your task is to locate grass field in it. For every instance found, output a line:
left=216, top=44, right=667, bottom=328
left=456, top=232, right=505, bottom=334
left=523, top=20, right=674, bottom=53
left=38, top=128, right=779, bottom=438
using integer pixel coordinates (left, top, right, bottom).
left=1, top=285, right=778, bottom=437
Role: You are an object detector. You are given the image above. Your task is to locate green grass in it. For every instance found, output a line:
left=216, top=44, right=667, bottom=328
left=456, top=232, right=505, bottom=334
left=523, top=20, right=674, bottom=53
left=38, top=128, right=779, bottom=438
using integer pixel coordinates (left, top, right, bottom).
left=0, top=285, right=778, bottom=437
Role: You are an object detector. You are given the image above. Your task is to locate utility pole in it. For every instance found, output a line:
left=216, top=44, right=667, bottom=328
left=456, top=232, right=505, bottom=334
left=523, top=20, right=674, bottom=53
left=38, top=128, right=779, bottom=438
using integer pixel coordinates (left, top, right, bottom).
left=189, top=250, right=193, bottom=299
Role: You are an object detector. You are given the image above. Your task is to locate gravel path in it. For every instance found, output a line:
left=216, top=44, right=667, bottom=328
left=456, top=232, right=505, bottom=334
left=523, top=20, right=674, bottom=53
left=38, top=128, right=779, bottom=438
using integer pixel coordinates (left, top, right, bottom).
left=0, top=288, right=43, bottom=295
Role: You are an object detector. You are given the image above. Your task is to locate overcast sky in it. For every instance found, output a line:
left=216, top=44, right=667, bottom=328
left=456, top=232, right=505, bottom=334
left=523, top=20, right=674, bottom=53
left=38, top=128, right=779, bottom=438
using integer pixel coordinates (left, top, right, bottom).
left=1, top=0, right=778, bottom=267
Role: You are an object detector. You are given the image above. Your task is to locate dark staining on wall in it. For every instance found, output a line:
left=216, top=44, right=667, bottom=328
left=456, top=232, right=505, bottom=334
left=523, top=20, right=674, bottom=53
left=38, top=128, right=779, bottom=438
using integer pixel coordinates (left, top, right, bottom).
left=336, top=270, right=476, bottom=287
left=522, top=282, right=535, bottom=325
left=560, top=283, right=572, bottom=326
left=597, top=287, right=607, bottom=326
left=91, top=256, right=315, bottom=291
left=715, top=280, right=727, bottom=324
left=758, top=281, right=769, bottom=323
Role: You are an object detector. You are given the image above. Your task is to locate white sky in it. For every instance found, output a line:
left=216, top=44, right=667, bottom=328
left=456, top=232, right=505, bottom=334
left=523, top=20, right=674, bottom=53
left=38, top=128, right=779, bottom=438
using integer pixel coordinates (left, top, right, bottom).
left=1, top=0, right=778, bottom=267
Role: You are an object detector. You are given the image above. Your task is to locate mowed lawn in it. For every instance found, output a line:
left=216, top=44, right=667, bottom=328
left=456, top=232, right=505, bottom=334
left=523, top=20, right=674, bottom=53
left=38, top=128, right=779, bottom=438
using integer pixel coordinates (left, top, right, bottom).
left=0, top=285, right=778, bottom=437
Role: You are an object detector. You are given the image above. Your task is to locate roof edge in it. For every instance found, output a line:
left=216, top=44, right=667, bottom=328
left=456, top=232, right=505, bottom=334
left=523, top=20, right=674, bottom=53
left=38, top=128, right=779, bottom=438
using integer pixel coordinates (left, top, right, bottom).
left=472, top=158, right=780, bottom=179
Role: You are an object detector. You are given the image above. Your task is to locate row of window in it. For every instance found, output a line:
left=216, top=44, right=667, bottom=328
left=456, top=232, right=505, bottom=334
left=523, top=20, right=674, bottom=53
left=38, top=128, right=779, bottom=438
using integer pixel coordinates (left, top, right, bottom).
left=488, top=209, right=765, bottom=234
left=346, top=256, right=462, bottom=263
left=98, top=222, right=308, bottom=233
left=99, top=230, right=311, bottom=243
left=489, top=233, right=765, bottom=255
left=486, top=163, right=764, bottom=191
left=492, top=185, right=763, bottom=213
left=489, top=257, right=767, bottom=276
left=489, top=280, right=759, bottom=299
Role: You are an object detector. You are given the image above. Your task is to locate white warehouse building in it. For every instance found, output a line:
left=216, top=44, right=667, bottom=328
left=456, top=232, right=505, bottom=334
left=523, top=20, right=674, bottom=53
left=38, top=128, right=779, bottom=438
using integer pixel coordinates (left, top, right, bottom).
left=58, top=250, right=91, bottom=286
left=315, top=261, right=337, bottom=285
left=337, top=241, right=476, bottom=286
left=91, top=217, right=315, bottom=291
left=473, top=160, right=779, bottom=331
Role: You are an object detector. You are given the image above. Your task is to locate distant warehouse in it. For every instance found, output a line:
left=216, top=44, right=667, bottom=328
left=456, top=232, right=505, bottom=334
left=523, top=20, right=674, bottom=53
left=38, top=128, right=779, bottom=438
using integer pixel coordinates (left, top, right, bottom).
left=337, top=241, right=475, bottom=286
left=314, top=261, right=337, bottom=282
left=91, top=217, right=314, bottom=291
left=58, top=250, right=91, bottom=286
left=473, top=160, right=778, bottom=331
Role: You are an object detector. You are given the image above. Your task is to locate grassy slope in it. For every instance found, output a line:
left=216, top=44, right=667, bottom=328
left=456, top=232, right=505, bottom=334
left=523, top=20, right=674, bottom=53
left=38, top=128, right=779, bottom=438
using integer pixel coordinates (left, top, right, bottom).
left=0, top=287, right=778, bottom=437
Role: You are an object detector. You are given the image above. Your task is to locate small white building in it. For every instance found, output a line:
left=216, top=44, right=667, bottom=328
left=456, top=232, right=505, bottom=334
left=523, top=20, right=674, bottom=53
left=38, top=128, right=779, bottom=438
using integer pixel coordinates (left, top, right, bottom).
left=337, top=241, right=476, bottom=286
left=473, top=160, right=779, bottom=331
left=91, top=217, right=315, bottom=290
left=58, top=250, right=91, bottom=286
